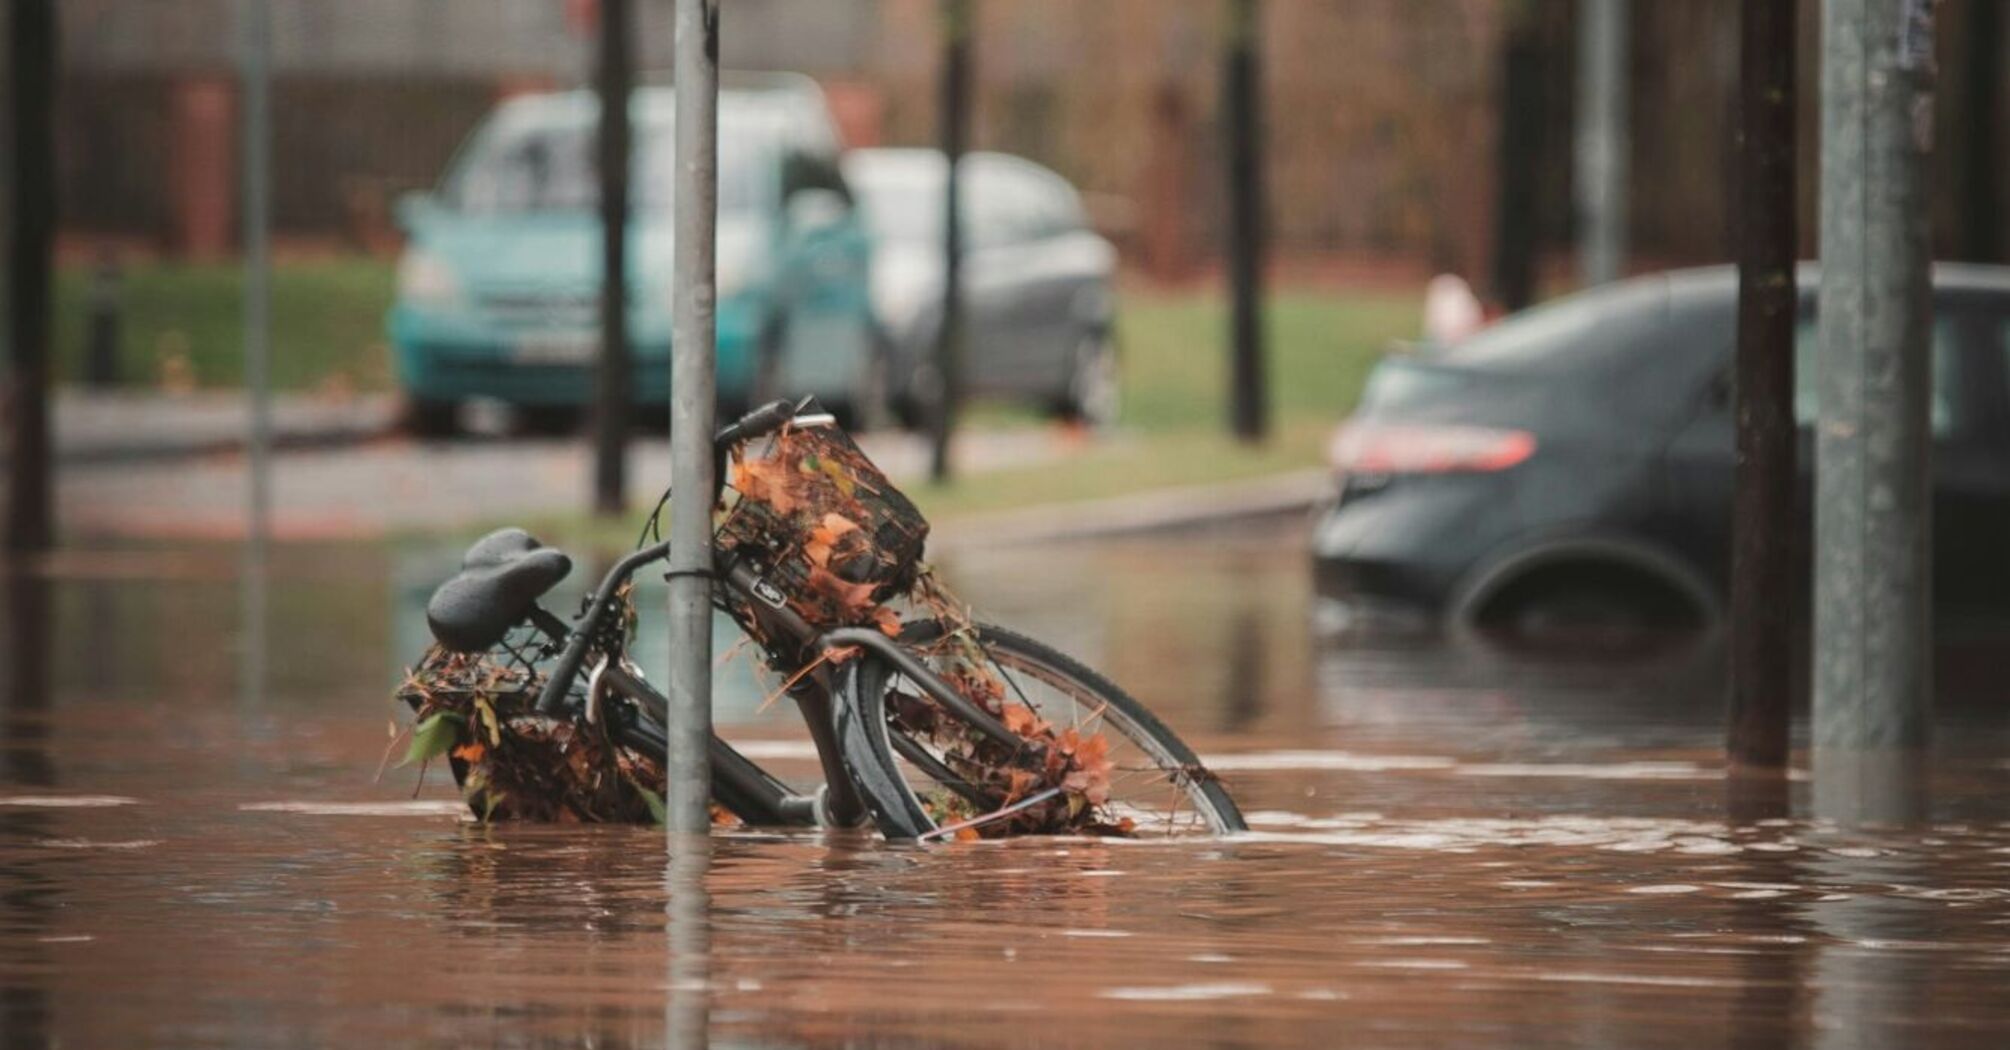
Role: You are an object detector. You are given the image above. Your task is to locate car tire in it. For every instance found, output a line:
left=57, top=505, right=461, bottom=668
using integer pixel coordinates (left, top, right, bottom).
left=403, top=397, right=460, bottom=439
left=1059, top=330, right=1120, bottom=430
left=1476, top=580, right=1700, bottom=657
left=515, top=405, right=581, bottom=437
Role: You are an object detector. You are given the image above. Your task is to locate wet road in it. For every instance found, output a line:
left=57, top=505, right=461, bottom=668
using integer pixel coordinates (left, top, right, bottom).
left=4, top=520, right=2009, bottom=1048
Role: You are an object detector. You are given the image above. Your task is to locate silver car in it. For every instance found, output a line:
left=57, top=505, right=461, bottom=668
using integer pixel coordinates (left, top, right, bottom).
left=843, top=148, right=1120, bottom=427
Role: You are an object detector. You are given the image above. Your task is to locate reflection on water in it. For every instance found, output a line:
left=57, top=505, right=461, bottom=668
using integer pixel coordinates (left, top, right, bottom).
left=1, top=519, right=2007, bottom=1047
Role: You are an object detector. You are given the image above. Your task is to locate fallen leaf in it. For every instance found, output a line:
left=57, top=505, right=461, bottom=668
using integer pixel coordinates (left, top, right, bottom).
left=806, top=565, right=879, bottom=620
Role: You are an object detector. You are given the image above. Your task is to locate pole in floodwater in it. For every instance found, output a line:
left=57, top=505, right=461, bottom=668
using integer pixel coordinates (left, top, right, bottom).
left=1223, top=0, right=1269, bottom=443
left=1727, top=0, right=1798, bottom=773
left=1574, top=0, right=1629, bottom=286
left=592, top=0, right=634, bottom=518
left=666, top=0, right=720, bottom=837
left=928, top=0, right=972, bottom=484
left=5, top=0, right=56, bottom=556
left=1812, top=0, right=1936, bottom=820
left=240, top=0, right=272, bottom=547
left=238, top=0, right=273, bottom=710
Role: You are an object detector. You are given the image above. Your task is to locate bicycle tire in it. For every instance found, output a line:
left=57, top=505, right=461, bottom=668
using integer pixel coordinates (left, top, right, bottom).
left=836, top=621, right=1246, bottom=840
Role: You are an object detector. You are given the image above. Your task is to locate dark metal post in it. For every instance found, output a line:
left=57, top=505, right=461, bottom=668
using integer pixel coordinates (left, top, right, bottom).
left=666, top=0, right=720, bottom=836
left=241, top=0, right=272, bottom=549
left=5, top=0, right=55, bottom=555
left=1492, top=0, right=1545, bottom=314
left=84, top=254, right=123, bottom=387
left=593, top=0, right=634, bottom=518
left=1223, top=0, right=1269, bottom=442
left=928, top=0, right=972, bottom=484
left=1960, top=0, right=2001, bottom=263
left=1812, top=0, right=1936, bottom=818
left=239, top=0, right=273, bottom=712
left=1728, top=0, right=1799, bottom=773
left=1574, top=0, right=1629, bottom=286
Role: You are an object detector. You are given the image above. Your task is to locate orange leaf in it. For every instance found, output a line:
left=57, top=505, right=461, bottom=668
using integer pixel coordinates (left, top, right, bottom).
left=805, top=565, right=879, bottom=620
left=872, top=606, right=902, bottom=637
left=733, top=457, right=800, bottom=515
left=451, top=741, right=487, bottom=763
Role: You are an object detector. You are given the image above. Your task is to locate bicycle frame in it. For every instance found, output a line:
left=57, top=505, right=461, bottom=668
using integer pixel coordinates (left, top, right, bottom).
left=522, top=536, right=1030, bottom=830
left=512, top=397, right=1028, bottom=830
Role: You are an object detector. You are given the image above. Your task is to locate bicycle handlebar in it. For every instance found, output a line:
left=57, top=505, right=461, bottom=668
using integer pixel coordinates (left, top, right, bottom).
left=714, top=398, right=797, bottom=450
left=533, top=398, right=801, bottom=718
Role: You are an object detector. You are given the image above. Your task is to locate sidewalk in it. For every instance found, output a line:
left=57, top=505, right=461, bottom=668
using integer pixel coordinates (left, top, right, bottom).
left=55, top=424, right=1082, bottom=540
left=49, top=390, right=401, bottom=465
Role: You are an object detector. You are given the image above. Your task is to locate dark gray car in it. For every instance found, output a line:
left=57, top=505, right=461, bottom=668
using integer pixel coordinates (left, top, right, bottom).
left=843, top=149, right=1119, bottom=427
left=1313, top=264, right=2010, bottom=637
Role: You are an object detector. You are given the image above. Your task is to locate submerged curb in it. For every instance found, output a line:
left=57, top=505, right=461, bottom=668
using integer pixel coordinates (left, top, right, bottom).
left=933, top=468, right=1331, bottom=549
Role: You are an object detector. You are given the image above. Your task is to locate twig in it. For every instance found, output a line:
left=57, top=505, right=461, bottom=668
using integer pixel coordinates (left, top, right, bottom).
left=918, top=787, right=1064, bottom=842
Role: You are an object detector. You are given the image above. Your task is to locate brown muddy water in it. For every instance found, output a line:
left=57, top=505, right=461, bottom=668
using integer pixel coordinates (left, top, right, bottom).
left=4, top=519, right=2009, bottom=1048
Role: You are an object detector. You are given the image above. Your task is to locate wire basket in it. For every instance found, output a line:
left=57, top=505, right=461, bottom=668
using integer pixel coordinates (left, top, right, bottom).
left=716, top=418, right=929, bottom=633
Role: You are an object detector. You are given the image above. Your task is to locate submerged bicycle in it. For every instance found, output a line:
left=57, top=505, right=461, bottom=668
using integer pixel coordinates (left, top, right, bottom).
left=398, top=398, right=1244, bottom=840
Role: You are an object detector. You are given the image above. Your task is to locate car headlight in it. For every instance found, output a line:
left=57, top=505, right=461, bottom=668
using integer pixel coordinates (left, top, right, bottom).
left=397, top=250, right=462, bottom=310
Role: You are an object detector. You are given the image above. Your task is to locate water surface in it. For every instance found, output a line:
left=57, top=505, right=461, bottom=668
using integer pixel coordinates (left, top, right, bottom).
left=4, top=521, right=2008, bottom=1047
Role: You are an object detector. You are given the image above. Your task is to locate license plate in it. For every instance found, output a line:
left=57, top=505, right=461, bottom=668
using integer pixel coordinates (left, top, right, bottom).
left=514, top=334, right=598, bottom=365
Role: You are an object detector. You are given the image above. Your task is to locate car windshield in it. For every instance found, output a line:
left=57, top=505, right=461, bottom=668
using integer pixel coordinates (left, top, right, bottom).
left=443, top=110, right=766, bottom=216
left=853, top=160, right=1069, bottom=249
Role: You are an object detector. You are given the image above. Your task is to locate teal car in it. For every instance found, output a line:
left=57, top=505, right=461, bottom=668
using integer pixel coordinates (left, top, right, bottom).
left=389, top=77, right=877, bottom=433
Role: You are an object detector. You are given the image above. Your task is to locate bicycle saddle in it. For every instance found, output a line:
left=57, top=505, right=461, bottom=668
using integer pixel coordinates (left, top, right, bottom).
left=425, top=527, right=573, bottom=653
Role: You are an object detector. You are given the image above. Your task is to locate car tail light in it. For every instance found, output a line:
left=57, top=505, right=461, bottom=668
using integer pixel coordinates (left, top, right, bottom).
left=1327, top=420, right=1537, bottom=477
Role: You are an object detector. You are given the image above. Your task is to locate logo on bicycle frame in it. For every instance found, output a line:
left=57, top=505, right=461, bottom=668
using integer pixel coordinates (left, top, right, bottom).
left=751, top=575, right=789, bottom=609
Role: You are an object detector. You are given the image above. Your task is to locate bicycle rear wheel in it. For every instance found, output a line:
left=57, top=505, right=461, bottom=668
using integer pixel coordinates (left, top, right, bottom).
left=836, top=621, right=1245, bottom=840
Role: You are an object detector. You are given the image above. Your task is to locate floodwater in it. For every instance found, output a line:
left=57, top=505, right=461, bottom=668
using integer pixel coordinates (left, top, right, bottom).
left=4, top=518, right=2009, bottom=1048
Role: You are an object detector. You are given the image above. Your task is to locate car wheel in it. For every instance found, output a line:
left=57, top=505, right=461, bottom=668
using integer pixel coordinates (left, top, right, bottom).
left=1060, top=330, right=1120, bottom=429
left=403, top=397, right=460, bottom=439
left=1473, top=577, right=1703, bottom=657
left=515, top=405, right=581, bottom=437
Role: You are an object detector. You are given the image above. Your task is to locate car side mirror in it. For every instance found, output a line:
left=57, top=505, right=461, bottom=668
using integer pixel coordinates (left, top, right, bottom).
left=395, top=191, right=439, bottom=232
left=784, top=188, right=849, bottom=237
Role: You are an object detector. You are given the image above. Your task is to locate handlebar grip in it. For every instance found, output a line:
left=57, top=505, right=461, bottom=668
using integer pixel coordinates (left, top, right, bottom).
left=714, top=398, right=796, bottom=450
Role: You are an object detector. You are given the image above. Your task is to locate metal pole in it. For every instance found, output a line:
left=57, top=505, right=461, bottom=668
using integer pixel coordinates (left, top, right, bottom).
left=592, top=0, right=634, bottom=518
left=4, top=0, right=55, bottom=555
left=1812, top=0, right=1936, bottom=815
left=928, top=0, right=971, bottom=484
left=1224, top=0, right=1269, bottom=443
left=1728, top=0, right=1799, bottom=773
left=1492, top=0, right=1545, bottom=313
left=241, top=0, right=272, bottom=548
left=1573, top=0, right=1629, bottom=286
left=239, top=0, right=273, bottom=709
left=666, top=0, right=720, bottom=836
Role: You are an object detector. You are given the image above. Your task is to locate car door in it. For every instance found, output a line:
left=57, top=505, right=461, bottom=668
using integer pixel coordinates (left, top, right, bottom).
left=1661, top=289, right=1990, bottom=616
left=1931, top=296, right=2010, bottom=614
left=959, top=168, right=1040, bottom=395
left=1786, top=297, right=1995, bottom=614
left=993, top=173, right=1106, bottom=396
